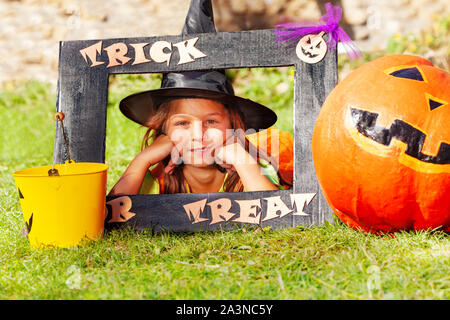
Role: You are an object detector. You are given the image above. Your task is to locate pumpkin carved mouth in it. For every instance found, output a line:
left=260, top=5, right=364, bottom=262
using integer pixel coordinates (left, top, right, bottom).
left=349, top=107, right=450, bottom=165
left=301, top=47, right=320, bottom=58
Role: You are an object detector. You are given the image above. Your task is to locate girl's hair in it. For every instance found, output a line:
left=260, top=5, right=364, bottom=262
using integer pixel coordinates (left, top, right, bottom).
left=141, top=98, right=287, bottom=194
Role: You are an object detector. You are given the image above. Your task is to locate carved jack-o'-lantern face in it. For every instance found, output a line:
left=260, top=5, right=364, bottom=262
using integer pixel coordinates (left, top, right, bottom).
left=312, top=55, right=450, bottom=233
left=296, top=32, right=328, bottom=64
left=346, top=63, right=449, bottom=174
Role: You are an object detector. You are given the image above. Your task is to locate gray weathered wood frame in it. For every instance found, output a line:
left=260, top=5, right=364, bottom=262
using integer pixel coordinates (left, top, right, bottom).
left=53, top=29, right=337, bottom=232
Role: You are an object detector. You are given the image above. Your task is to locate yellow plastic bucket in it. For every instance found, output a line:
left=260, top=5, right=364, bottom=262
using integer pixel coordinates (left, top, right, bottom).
left=13, top=161, right=108, bottom=249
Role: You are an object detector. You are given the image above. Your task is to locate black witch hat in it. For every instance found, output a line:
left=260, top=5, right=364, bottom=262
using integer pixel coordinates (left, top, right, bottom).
left=119, top=0, right=277, bottom=131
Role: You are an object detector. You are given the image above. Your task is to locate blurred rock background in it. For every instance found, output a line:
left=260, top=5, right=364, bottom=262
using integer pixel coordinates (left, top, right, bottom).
left=0, top=0, right=448, bottom=84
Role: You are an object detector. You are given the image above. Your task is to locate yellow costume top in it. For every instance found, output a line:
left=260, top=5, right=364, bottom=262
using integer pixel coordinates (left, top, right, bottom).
left=139, top=159, right=285, bottom=194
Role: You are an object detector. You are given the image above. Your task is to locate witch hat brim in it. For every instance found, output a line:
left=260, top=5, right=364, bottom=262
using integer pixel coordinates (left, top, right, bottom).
left=119, top=0, right=277, bottom=131
left=119, top=71, right=278, bottom=130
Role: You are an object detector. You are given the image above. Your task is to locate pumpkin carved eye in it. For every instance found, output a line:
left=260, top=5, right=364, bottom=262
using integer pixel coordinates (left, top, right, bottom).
left=389, top=67, right=424, bottom=81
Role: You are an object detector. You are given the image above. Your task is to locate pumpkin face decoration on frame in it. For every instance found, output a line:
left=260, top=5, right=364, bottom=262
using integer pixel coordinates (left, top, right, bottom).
left=312, top=55, right=450, bottom=233
left=296, top=31, right=328, bottom=64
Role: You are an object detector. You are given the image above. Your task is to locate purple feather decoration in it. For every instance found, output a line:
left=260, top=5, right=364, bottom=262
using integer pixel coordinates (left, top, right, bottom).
left=275, top=2, right=362, bottom=59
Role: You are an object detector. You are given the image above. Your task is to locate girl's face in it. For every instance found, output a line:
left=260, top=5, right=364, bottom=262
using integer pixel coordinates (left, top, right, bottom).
left=164, top=98, right=231, bottom=166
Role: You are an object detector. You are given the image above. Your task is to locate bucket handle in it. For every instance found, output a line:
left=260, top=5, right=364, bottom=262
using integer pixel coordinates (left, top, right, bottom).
left=48, top=112, right=72, bottom=176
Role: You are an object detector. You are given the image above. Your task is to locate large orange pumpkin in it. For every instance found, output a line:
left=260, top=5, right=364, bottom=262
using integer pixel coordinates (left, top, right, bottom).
left=312, top=55, right=449, bottom=233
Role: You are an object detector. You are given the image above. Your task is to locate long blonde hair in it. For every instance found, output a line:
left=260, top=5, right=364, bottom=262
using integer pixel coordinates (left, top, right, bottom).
left=141, top=99, right=282, bottom=194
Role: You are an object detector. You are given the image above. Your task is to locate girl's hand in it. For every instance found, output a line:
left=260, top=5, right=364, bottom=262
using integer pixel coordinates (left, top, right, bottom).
left=214, top=142, right=256, bottom=168
left=144, top=133, right=185, bottom=175
left=214, top=133, right=256, bottom=171
left=142, top=134, right=177, bottom=165
left=108, top=134, right=178, bottom=196
left=214, top=133, right=278, bottom=192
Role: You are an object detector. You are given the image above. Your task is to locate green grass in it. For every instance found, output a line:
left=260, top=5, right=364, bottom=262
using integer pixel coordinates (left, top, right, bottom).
left=0, top=69, right=448, bottom=300
left=0, top=220, right=448, bottom=299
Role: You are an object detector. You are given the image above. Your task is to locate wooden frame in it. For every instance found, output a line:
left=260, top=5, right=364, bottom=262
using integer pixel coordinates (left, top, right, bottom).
left=53, top=29, right=337, bottom=232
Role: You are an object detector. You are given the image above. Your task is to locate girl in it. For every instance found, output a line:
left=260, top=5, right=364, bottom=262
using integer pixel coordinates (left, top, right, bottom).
left=108, top=70, right=291, bottom=196
left=108, top=0, right=293, bottom=195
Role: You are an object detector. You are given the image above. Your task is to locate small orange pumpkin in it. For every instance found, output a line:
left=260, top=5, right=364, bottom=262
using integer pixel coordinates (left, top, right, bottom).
left=312, top=55, right=449, bottom=233
left=247, top=127, right=294, bottom=186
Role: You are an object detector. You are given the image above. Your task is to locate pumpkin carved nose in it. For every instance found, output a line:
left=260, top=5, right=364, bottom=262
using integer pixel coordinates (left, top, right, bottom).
left=426, top=93, right=447, bottom=111
left=429, top=99, right=444, bottom=111
left=428, top=96, right=447, bottom=111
